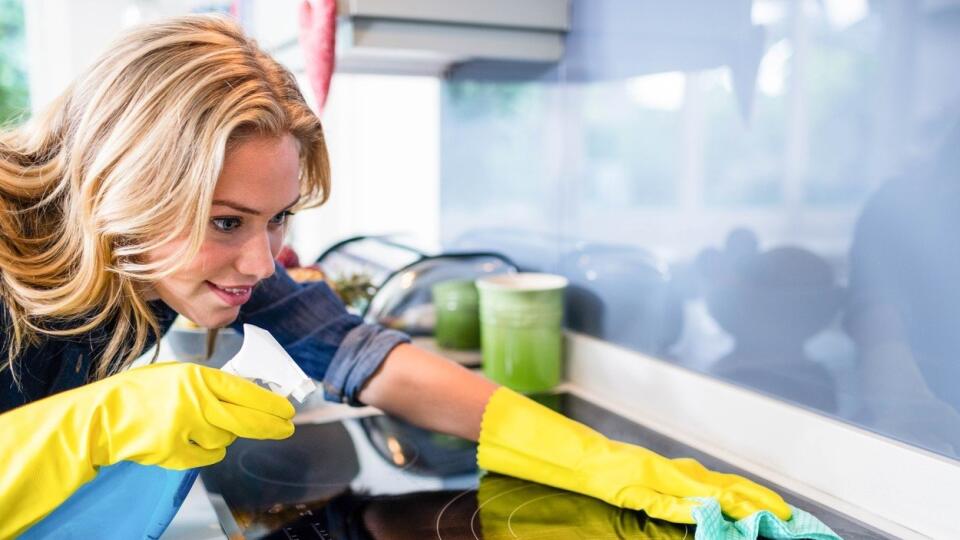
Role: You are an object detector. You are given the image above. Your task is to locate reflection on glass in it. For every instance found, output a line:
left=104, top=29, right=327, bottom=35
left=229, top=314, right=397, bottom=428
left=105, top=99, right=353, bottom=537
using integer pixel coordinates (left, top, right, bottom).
left=702, top=66, right=786, bottom=207
left=581, top=80, right=682, bottom=207
left=440, top=0, right=960, bottom=460
left=696, top=228, right=842, bottom=412
left=802, top=3, right=880, bottom=205
left=843, top=122, right=960, bottom=455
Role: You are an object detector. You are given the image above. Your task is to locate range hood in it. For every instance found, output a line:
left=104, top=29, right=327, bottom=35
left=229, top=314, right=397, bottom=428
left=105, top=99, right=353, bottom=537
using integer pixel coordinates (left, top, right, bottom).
left=333, top=0, right=571, bottom=75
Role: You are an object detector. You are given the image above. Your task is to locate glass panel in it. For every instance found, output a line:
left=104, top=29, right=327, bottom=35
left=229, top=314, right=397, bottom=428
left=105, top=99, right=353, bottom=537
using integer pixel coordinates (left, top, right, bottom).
left=440, top=0, right=960, bottom=460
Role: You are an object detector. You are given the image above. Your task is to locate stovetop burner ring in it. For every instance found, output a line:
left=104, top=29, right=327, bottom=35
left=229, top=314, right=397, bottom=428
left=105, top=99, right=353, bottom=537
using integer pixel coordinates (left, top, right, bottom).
left=236, top=445, right=357, bottom=488
left=459, top=482, right=691, bottom=540
left=433, top=488, right=477, bottom=540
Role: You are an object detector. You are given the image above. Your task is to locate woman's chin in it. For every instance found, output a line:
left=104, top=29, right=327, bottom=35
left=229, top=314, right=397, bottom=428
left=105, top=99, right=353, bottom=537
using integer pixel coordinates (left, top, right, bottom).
left=184, top=306, right=240, bottom=329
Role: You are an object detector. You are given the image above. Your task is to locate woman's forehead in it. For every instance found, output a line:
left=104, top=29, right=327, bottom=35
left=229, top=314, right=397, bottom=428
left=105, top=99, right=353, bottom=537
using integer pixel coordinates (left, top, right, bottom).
left=214, top=134, right=301, bottom=210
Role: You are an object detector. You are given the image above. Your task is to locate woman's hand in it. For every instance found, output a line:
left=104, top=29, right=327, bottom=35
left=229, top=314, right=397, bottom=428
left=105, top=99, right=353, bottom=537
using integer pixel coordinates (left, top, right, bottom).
left=478, top=387, right=791, bottom=524
left=0, top=362, right=294, bottom=537
left=89, top=362, right=295, bottom=469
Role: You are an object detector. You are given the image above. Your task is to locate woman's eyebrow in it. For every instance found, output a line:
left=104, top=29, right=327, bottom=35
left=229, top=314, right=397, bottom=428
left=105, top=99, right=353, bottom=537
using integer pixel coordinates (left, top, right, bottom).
left=211, top=196, right=300, bottom=216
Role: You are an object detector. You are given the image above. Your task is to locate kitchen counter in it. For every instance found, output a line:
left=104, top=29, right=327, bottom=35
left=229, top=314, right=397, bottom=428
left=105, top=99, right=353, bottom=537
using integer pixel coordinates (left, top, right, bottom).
left=161, top=479, right=225, bottom=540
left=158, top=334, right=933, bottom=539
left=165, top=386, right=889, bottom=539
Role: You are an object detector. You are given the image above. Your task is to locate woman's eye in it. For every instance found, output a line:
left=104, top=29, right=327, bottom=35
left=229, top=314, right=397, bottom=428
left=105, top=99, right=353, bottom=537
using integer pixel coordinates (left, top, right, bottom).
left=211, top=217, right=242, bottom=232
left=270, top=211, right=295, bottom=227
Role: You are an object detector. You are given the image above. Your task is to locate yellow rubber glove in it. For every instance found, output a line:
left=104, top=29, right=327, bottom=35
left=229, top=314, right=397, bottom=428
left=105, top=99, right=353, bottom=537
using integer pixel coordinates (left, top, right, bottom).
left=477, top=387, right=792, bottom=524
left=0, top=362, right=295, bottom=538
left=479, top=473, right=691, bottom=539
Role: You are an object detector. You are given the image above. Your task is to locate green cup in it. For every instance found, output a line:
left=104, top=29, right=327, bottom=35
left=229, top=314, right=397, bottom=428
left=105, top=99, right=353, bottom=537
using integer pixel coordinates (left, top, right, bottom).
left=476, top=273, right=568, bottom=393
left=431, top=279, right=481, bottom=350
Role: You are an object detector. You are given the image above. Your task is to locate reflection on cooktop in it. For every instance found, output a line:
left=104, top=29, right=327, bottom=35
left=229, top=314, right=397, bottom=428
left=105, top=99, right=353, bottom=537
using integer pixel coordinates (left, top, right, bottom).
left=266, top=474, right=694, bottom=540
left=201, top=393, right=892, bottom=539
left=358, top=414, right=478, bottom=477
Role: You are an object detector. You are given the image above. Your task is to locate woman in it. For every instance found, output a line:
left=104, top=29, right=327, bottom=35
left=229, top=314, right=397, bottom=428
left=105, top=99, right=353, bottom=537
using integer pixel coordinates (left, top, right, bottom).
left=0, top=15, right=790, bottom=537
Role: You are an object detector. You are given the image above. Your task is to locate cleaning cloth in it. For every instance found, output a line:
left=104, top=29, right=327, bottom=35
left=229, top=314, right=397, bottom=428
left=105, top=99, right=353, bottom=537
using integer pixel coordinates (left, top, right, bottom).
left=692, top=497, right=843, bottom=540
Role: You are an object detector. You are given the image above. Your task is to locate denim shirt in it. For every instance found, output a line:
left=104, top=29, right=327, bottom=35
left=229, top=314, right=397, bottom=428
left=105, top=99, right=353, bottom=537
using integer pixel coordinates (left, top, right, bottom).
left=227, top=263, right=410, bottom=404
left=0, top=263, right=409, bottom=413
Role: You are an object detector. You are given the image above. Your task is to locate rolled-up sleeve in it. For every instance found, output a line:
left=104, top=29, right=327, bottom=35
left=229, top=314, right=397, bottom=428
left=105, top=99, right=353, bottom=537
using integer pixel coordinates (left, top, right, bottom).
left=232, top=263, right=410, bottom=406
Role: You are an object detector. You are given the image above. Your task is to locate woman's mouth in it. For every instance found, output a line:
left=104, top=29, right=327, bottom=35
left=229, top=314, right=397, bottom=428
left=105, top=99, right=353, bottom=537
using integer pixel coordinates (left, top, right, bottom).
left=206, top=281, right=253, bottom=307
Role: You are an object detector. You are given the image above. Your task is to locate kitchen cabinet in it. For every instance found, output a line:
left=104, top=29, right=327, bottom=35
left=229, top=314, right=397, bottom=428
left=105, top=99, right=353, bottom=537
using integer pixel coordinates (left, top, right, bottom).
left=334, top=0, right=570, bottom=74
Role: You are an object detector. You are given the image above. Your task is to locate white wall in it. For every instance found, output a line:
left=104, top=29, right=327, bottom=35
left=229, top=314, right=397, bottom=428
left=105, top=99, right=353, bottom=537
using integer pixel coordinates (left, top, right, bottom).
left=290, top=73, right=441, bottom=263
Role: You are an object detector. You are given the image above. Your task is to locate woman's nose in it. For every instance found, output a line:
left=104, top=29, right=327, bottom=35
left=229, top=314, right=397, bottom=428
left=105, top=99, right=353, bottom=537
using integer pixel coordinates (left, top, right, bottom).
left=236, top=231, right=277, bottom=280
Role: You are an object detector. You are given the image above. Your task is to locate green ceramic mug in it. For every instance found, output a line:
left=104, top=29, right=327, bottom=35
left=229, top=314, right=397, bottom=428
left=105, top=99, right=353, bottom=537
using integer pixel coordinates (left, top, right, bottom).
left=475, top=273, right=568, bottom=393
left=431, top=279, right=481, bottom=350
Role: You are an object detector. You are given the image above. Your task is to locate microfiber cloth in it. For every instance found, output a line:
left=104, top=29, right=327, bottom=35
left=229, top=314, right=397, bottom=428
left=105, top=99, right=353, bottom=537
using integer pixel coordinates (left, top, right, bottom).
left=691, top=498, right=844, bottom=540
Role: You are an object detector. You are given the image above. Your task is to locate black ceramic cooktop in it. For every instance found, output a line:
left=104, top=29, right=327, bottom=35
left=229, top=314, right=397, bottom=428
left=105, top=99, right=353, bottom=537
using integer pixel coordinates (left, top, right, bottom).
left=201, top=393, right=890, bottom=539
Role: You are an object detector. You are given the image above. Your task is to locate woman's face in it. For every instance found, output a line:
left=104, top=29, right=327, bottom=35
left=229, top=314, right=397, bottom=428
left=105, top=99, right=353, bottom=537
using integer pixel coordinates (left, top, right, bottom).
left=146, top=134, right=302, bottom=327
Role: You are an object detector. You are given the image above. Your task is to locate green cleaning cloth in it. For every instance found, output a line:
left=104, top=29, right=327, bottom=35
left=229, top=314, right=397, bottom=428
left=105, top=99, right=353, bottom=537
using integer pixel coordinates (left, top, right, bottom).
left=691, top=498, right=844, bottom=540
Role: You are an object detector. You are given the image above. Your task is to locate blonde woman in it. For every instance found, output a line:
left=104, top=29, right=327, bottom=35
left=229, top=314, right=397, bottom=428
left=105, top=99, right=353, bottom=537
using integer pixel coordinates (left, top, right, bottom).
left=0, top=15, right=791, bottom=538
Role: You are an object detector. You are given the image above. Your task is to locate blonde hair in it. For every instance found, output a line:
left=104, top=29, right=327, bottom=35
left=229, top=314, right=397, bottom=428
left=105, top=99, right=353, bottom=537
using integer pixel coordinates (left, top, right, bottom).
left=0, top=14, right=330, bottom=381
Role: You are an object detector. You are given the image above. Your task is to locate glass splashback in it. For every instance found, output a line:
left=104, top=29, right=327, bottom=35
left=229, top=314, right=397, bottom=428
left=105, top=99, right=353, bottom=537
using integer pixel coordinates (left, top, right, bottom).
left=440, top=0, right=960, bottom=460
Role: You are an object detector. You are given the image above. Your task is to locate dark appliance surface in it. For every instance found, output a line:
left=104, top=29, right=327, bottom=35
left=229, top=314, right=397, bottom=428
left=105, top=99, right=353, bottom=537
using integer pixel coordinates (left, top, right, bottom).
left=201, top=393, right=891, bottom=539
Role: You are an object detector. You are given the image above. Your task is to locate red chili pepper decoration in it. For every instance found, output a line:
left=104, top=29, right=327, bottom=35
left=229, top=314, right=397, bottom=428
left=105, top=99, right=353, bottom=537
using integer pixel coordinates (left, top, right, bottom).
left=298, top=0, right=336, bottom=113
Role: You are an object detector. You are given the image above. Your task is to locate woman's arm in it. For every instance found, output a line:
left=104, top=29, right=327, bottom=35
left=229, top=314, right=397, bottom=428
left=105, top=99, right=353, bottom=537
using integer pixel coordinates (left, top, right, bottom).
left=357, top=343, right=498, bottom=441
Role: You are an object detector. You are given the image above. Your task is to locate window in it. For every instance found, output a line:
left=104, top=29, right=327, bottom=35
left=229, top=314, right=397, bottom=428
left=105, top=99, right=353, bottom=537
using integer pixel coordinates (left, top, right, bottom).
left=0, top=0, right=29, bottom=125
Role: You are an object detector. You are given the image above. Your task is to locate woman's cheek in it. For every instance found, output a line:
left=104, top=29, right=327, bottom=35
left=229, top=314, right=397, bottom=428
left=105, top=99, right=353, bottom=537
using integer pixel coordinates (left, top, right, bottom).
left=191, top=241, right=232, bottom=276
left=269, top=229, right=285, bottom=258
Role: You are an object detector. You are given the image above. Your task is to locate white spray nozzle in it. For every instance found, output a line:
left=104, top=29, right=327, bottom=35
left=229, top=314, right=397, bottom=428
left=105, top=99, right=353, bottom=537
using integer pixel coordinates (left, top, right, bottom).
left=221, top=324, right=317, bottom=403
